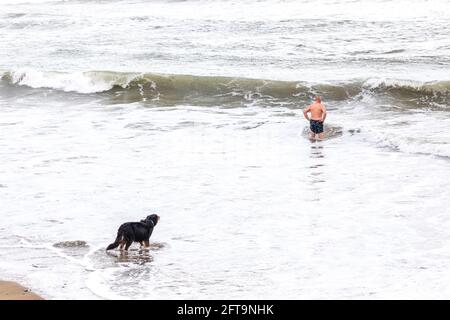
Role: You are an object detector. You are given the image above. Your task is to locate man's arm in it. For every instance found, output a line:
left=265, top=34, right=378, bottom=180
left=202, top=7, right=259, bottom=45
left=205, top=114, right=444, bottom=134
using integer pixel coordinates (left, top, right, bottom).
left=303, top=105, right=311, bottom=121
left=321, top=105, right=327, bottom=122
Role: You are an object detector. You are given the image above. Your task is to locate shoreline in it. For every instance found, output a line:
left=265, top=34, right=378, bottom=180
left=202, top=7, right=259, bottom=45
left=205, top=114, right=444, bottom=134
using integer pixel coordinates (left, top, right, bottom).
left=0, top=280, right=43, bottom=300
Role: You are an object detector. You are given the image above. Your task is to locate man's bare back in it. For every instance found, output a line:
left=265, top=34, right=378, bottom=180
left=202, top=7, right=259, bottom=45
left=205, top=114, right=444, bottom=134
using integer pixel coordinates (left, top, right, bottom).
left=303, top=96, right=327, bottom=140
left=305, top=102, right=326, bottom=120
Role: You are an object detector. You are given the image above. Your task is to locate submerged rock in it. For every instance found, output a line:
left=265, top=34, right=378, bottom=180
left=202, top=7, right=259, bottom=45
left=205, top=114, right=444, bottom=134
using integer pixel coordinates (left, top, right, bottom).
left=53, top=240, right=89, bottom=248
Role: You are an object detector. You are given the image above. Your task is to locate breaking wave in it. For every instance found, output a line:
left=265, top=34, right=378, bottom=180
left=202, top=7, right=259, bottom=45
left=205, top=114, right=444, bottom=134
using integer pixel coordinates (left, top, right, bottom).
left=1, top=69, right=450, bottom=109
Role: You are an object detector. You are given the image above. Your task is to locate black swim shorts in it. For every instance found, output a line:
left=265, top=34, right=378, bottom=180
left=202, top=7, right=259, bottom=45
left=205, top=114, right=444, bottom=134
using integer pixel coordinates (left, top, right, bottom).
left=310, top=120, right=324, bottom=134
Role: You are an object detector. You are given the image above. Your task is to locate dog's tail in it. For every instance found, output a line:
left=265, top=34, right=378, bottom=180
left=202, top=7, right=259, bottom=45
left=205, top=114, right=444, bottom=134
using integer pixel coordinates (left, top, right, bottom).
left=106, top=231, right=123, bottom=251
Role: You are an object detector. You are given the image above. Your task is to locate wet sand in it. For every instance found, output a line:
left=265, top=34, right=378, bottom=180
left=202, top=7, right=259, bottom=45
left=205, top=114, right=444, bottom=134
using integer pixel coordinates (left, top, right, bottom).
left=0, top=281, right=43, bottom=300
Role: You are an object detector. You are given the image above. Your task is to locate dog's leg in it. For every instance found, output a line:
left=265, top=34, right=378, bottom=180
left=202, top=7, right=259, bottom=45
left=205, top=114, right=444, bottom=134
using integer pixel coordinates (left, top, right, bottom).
left=119, top=241, right=125, bottom=251
left=124, top=240, right=133, bottom=251
left=140, top=241, right=144, bottom=247
left=144, top=240, right=150, bottom=248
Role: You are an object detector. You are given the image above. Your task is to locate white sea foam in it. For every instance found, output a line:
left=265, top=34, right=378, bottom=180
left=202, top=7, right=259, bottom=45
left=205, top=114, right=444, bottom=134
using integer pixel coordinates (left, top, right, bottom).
left=87, top=269, right=128, bottom=300
left=0, top=0, right=449, bottom=300
left=7, top=69, right=138, bottom=93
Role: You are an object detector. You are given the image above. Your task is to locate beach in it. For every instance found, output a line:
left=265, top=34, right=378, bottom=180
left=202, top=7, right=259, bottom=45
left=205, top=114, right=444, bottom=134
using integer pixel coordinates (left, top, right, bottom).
left=0, top=280, right=43, bottom=300
left=0, top=0, right=449, bottom=299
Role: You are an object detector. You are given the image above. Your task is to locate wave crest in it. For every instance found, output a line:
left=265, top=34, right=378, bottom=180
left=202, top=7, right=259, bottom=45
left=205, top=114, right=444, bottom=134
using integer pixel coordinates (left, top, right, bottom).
left=1, top=69, right=450, bottom=108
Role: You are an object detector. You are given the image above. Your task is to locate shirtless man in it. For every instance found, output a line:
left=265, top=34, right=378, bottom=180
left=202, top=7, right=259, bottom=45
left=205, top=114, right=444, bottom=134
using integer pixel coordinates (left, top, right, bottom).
left=303, top=96, right=327, bottom=140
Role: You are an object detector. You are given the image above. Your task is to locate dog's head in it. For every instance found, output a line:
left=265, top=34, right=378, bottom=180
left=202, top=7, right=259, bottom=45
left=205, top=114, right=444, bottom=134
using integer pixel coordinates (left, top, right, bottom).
left=143, top=214, right=160, bottom=226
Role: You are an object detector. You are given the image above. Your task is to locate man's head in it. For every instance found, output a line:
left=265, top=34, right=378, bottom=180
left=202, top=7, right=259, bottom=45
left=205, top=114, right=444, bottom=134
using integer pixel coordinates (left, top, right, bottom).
left=315, top=96, right=321, bottom=103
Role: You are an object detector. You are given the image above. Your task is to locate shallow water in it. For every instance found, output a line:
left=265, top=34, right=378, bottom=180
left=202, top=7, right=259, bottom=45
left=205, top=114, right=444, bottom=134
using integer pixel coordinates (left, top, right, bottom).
left=0, top=0, right=449, bottom=299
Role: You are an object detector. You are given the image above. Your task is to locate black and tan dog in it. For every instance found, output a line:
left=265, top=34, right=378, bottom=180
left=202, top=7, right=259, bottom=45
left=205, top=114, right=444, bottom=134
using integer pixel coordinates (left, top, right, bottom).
left=106, top=214, right=160, bottom=251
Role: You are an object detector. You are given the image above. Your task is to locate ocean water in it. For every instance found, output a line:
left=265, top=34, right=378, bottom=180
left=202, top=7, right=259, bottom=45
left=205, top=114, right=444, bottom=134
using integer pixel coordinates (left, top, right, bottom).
left=0, top=0, right=449, bottom=299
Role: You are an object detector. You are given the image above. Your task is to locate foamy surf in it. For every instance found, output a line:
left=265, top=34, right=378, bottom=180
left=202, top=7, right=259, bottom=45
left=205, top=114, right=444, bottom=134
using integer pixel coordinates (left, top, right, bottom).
left=1, top=0, right=449, bottom=300
left=3, top=69, right=138, bottom=94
